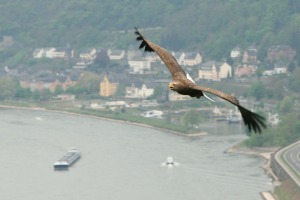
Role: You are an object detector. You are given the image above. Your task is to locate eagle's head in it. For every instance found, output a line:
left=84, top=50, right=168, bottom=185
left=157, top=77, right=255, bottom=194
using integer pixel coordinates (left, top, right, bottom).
left=169, top=81, right=179, bottom=91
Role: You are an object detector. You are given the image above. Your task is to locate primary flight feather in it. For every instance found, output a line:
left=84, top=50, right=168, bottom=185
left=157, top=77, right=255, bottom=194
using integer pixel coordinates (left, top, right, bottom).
left=135, top=27, right=266, bottom=133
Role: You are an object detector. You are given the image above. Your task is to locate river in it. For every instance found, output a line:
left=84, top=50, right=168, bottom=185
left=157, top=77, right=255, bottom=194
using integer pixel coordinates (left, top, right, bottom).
left=0, top=108, right=272, bottom=200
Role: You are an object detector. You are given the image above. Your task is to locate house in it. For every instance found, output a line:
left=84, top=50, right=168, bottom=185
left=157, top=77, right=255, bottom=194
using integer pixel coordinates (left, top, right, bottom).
left=198, top=61, right=232, bottom=81
left=79, top=48, right=97, bottom=62
left=274, top=67, right=287, bottom=74
left=262, top=70, right=275, bottom=76
left=262, top=66, right=287, bottom=76
left=267, top=45, right=297, bottom=62
left=242, top=48, right=258, bottom=63
left=230, top=46, right=241, bottom=59
left=235, top=65, right=255, bottom=77
left=33, top=48, right=55, bottom=58
left=128, top=56, right=151, bottom=74
left=59, top=75, right=78, bottom=91
left=33, top=47, right=74, bottom=59
left=183, top=52, right=202, bottom=66
left=107, top=49, right=125, bottom=60
left=53, top=47, right=74, bottom=59
left=20, top=72, right=79, bottom=93
left=73, top=62, right=91, bottom=69
left=20, top=80, right=52, bottom=92
left=125, top=83, right=154, bottom=99
left=99, top=75, right=118, bottom=97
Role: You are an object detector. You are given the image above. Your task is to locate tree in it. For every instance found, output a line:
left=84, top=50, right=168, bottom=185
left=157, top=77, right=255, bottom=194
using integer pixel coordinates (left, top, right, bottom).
left=287, top=62, right=296, bottom=73
left=249, top=81, right=266, bottom=100
left=279, top=96, right=293, bottom=113
left=151, top=85, right=166, bottom=101
left=0, top=77, right=17, bottom=100
left=288, top=68, right=300, bottom=92
left=182, top=110, right=205, bottom=127
left=54, top=85, right=64, bottom=95
left=90, top=50, right=110, bottom=72
left=15, top=86, right=32, bottom=99
left=75, top=72, right=101, bottom=94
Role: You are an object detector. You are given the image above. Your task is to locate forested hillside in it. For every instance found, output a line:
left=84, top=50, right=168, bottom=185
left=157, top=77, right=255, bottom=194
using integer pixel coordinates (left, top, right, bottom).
left=0, top=0, right=300, bottom=60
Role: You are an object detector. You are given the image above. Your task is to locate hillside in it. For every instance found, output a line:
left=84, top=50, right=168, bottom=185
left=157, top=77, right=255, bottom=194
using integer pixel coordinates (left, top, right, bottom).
left=0, top=0, right=299, bottom=60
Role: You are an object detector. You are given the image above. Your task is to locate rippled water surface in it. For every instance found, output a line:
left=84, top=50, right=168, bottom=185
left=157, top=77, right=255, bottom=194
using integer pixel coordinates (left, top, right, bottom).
left=0, top=109, right=272, bottom=200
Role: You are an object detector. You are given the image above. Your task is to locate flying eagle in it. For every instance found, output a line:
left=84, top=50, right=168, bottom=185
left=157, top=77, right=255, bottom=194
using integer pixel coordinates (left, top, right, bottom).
left=135, top=27, right=266, bottom=133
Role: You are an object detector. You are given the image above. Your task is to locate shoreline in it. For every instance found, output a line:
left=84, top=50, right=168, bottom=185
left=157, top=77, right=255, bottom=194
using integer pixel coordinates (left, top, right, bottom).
left=0, top=104, right=207, bottom=137
left=225, top=142, right=280, bottom=200
left=225, top=142, right=280, bottom=180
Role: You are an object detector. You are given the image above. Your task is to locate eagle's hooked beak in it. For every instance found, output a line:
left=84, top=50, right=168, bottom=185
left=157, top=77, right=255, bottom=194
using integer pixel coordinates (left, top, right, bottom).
left=169, top=83, right=174, bottom=90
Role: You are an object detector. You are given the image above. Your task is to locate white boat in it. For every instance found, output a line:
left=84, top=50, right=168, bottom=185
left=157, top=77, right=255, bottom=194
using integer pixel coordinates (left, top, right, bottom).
left=54, top=148, right=81, bottom=170
left=161, top=156, right=179, bottom=167
left=227, top=109, right=241, bottom=123
left=165, top=156, right=174, bottom=166
left=141, top=110, right=163, bottom=118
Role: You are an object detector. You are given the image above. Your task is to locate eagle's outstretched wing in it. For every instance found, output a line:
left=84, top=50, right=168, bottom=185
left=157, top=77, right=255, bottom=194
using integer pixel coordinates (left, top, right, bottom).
left=192, top=84, right=266, bottom=133
left=135, top=27, right=186, bottom=78
left=135, top=27, right=266, bottom=134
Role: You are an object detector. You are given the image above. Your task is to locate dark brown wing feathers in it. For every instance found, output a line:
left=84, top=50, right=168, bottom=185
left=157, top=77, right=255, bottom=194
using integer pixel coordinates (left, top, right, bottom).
left=135, top=27, right=266, bottom=134
left=238, top=105, right=266, bottom=133
left=193, top=84, right=266, bottom=133
left=135, top=27, right=186, bottom=77
left=135, top=28, right=154, bottom=52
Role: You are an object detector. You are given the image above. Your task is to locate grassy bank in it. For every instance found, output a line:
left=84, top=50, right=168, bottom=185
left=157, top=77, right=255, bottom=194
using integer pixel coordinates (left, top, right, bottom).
left=274, top=179, right=300, bottom=200
left=0, top=100, right=190, bottom=134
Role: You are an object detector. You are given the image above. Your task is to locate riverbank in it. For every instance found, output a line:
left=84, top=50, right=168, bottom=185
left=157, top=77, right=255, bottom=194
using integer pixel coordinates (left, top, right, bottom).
left=0, top=104, right=208, bottom=137
left=225, top=142, right=280, bottom=200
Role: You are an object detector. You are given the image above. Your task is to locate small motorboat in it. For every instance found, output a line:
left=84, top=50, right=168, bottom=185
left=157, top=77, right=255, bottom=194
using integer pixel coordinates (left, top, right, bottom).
left=161, top=156, right=179, bottom=167
left=166, top=156, right=174, bottom=165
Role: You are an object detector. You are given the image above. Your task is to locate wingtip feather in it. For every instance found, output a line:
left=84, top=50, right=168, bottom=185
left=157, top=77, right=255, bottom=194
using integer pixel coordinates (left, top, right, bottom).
left=134, top=27, right=154, bottom=52
left=238, top=106, right=266, bottom=134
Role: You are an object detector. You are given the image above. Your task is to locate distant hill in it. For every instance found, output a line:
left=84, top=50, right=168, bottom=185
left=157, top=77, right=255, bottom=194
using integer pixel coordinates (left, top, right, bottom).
left=0, top=0, right=299, bottom=61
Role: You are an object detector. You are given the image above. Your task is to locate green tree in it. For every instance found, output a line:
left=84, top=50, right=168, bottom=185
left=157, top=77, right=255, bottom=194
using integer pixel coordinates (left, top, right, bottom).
left=15, top=86, right=32, bottom=99
left=288, top=68, right=300, bottom=92
left=54, top=85, right=64, bottom=95
left=150, top=85, right=166, bottom=101
left=182, top=110, right=205, bottom=127
left=74, top=72, right=101, bottom=94
left=279, top=96, right=294, bottom=113
left=90, top=50, right=110, bottom=73
left=287, top=62, right=296, bottom=73
left=249, top=81, right=266, bottom=100
left=0, top=77, right=17, bottom=100
left=115, top=83, right=125, bottom=97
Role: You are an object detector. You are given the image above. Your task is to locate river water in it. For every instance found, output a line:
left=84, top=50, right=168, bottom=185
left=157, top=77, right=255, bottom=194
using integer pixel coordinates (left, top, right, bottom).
left=0, top=109, right=272, bottom=200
